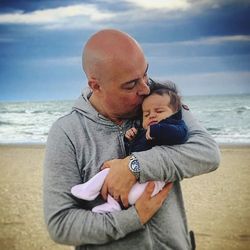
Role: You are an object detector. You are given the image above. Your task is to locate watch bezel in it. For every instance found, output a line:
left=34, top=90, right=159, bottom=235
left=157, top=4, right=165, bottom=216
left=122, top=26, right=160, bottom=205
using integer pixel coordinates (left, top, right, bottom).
left=130, top=159, right=140, bottom=172
left=129, top=154, right=140, bottom=179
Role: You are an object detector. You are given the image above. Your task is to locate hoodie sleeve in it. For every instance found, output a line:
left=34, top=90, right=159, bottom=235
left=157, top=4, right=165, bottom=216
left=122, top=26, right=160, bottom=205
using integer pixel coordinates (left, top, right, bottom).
left=133, top=108, right=221, bottom=183
left=43, top=121, right=143, bottom=246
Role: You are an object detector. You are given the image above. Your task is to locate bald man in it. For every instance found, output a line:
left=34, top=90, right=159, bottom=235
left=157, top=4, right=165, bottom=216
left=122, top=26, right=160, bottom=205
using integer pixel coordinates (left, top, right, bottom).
left=43, top=29, right=220, bottom=249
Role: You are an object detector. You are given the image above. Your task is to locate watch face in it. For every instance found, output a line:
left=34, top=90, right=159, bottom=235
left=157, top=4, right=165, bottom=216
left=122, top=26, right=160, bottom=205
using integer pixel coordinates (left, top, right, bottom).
left=131, top=160, right=140, bottom=172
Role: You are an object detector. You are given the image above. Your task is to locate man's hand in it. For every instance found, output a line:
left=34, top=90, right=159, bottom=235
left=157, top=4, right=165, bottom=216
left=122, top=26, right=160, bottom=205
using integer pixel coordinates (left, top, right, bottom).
left=135, top=182, right=173, bottom=225
left=101, top=157, right=137, bottom=208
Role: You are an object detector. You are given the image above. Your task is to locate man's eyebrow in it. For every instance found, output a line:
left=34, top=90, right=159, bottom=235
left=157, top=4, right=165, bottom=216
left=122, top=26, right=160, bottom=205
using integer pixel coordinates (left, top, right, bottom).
left=122, top=64, right=149, bottom=85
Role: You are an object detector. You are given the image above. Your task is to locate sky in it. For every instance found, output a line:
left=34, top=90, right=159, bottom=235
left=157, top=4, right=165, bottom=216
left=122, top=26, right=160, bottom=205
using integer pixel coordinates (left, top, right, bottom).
left=0, top=0, right=250, bottom=101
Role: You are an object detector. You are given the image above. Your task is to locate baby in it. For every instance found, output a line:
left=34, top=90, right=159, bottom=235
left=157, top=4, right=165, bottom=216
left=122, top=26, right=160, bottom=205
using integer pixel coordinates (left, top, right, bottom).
left=71, top=82, right=188, bottom=213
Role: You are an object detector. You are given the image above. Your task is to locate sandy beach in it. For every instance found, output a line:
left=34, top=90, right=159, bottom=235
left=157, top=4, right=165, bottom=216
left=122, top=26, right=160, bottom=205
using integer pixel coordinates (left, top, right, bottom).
left=0, top=144, right=249, bottom=250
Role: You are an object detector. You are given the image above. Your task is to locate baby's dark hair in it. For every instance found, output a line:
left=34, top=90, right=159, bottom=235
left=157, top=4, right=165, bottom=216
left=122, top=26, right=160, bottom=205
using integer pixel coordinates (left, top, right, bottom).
left=148, top=78, right=182, bottom=112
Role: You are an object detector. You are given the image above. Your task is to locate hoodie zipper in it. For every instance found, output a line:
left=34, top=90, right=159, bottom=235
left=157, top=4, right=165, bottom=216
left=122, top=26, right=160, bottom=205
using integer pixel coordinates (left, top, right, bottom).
left=117, top=126, right=127, bottom=157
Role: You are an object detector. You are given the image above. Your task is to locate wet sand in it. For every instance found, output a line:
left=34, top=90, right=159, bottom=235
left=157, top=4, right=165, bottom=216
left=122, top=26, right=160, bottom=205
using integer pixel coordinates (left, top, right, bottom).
left=0, top=144, right=249, bottom=250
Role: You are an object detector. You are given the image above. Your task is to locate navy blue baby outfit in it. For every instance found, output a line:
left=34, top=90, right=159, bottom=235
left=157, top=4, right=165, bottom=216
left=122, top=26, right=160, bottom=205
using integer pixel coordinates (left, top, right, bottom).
left=125, top=109, right=188, bottom=154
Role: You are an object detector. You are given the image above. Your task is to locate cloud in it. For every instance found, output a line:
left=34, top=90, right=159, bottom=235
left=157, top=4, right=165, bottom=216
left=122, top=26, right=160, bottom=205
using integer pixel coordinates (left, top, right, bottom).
left=123, top=0, right=191, bottom=11
left=122, top=0, right=250, bottom=12
left=177, top=35, right=250, bottom=45
left=0, top=4, right=115, bottom=28
left=10, top=56, right=82, bottom=67
left=154, top=71, right=250, bottom=95
left=0, top=0, right=249, bottom=30
left=142, top=35, right=250, bottom=49
left=0, top=37, right=15, bottom=43
left=39, top=56, right=81, bottom=66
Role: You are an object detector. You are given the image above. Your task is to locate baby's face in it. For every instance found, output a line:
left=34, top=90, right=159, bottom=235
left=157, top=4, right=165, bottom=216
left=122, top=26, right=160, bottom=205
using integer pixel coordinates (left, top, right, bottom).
left=142, top=93, right=174, bottom=129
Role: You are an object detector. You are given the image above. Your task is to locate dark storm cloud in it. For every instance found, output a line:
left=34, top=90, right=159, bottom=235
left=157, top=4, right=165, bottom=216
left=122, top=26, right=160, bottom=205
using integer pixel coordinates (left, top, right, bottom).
left=0, top=0, right=250, bottom=100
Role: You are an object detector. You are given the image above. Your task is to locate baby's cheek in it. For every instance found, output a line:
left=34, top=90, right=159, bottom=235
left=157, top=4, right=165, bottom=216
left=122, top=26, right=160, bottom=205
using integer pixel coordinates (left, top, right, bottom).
left=142, top=120, right=148, bottom=130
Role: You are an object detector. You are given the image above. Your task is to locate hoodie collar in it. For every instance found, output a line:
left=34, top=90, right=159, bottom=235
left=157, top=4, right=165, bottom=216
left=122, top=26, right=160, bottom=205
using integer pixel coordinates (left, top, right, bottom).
left=72, top=87, right=133, bottom=129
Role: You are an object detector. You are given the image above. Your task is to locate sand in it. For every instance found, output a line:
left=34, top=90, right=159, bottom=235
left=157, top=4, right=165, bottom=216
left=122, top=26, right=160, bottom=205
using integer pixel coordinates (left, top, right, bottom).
left=182, top=145, right=250, bottom=250
left=0, top=144, right=249, bottom=250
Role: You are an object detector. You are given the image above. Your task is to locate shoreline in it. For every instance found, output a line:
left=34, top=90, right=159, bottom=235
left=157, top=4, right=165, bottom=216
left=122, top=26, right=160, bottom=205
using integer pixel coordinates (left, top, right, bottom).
left=0, top=142, right=46, bottom=147
left=1, top=142, right=250, bottom=148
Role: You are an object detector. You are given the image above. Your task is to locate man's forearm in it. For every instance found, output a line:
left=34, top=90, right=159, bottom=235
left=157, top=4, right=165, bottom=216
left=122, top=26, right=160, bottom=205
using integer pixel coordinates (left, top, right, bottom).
left=43, top=123, right=143, bottom=246
left=44, top=199, right=142, bottom=246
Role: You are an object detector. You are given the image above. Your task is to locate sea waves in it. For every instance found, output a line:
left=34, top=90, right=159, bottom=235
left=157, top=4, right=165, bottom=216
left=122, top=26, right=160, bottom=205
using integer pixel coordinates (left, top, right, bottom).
left=0, top=95, right=250, bottom=144
left=0, top=100, right=73, bottom=143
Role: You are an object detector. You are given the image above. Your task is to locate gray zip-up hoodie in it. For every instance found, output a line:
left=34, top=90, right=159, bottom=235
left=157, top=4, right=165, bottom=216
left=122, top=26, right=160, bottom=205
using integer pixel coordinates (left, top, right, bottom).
left=43, top=87, right=220, bottom=250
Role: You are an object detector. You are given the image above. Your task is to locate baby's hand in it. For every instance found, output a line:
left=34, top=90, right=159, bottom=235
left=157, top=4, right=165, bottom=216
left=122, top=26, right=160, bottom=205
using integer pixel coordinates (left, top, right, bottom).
left=125, top=127, right=138, bottom=141
left=146, top=126, right=153, bottom=140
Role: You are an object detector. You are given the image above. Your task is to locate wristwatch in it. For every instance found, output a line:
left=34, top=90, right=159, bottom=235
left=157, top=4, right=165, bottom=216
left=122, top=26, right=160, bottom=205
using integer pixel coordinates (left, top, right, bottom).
left=128, top=154, right=140, bottom=180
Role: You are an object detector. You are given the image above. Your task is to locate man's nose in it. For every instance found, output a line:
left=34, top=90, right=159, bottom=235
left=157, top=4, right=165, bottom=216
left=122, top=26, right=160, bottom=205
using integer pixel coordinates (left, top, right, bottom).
left=137, top=77, right=150, bottom=96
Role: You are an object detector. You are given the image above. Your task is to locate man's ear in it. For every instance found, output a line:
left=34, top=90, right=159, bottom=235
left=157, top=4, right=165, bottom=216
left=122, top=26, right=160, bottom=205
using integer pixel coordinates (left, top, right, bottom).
left=88, top=78, right=101, bottom=92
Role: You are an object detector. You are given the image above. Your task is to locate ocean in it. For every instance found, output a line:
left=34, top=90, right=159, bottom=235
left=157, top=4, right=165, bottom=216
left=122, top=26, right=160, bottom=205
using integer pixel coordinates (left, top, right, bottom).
left=0, top=94, right=250, bottom=145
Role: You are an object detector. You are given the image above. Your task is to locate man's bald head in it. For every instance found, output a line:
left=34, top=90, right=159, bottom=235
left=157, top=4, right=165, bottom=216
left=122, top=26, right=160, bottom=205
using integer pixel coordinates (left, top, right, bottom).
left=81, top=29, right=149, bottom=123
left=82, top=29, right=144, bottom=81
